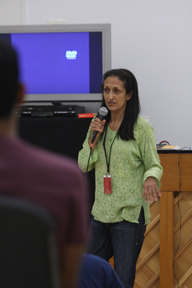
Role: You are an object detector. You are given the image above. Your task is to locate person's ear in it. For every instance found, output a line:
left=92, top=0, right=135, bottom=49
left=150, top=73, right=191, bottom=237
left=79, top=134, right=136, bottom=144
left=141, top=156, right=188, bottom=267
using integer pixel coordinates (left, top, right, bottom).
left=126, top=91, right=133, bottom=101
left=16, top=83, right=25, bottom=105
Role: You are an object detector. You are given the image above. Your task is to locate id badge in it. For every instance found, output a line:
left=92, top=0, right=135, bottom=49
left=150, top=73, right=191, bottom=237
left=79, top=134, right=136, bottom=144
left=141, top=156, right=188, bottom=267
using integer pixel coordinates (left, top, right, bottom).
left=104, top=175, right=112, bottom=194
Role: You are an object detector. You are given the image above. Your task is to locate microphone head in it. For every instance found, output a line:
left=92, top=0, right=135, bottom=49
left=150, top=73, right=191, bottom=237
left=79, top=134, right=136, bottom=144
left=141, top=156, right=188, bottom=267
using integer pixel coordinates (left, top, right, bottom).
left=99, top=107, right=108, bottom=117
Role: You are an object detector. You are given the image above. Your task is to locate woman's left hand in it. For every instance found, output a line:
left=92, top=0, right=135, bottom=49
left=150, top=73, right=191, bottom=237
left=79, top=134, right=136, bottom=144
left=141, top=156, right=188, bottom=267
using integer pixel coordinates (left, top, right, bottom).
left=142, top=177, right=161, bottom=203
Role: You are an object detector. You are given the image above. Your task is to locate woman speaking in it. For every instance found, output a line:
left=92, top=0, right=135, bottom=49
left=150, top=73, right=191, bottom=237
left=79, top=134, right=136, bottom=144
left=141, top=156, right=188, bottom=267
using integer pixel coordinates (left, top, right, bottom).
left=78, top=68, right=163, bottom=288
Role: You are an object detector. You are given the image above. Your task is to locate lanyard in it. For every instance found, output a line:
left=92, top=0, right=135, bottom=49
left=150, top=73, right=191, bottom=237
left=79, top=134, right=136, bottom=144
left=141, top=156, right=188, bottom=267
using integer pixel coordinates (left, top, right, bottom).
left=103, top=126, right=117, bottom=174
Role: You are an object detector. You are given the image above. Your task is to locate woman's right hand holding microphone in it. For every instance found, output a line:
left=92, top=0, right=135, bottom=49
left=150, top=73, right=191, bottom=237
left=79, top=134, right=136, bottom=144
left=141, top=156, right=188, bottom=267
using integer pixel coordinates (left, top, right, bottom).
left=88, top=117, right=106, bottom=151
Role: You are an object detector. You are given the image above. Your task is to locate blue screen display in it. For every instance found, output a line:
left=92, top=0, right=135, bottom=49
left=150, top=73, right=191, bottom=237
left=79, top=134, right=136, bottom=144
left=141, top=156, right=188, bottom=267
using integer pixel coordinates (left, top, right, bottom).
left=11, top=32, right=90, bottom=94
left=0, top=31, right=103, bottom=95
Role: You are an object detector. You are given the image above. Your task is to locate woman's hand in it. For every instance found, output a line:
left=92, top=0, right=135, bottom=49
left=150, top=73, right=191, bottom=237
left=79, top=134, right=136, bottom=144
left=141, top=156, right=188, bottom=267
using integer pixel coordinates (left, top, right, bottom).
left=88, top=118, right=106, bottom=152
left=90, top=118, right=106, bottom=135
left=142, top=177, right=161, bottom=203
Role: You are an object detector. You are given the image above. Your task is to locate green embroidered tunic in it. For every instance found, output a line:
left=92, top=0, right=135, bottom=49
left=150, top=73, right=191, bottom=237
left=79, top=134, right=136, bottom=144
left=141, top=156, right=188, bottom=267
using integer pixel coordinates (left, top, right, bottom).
left=78, top=116, right=163, bottom=224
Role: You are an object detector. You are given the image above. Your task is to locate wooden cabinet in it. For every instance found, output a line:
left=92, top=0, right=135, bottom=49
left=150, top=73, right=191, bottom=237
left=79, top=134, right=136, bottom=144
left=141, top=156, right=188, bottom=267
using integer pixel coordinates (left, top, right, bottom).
left=134, top=152, right=192, bottom=288
left=159, top=152, right=192, bottom=288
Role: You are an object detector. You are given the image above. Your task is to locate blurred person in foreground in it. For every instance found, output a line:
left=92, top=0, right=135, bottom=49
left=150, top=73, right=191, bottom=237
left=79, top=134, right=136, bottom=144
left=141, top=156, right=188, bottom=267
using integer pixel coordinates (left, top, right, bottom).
left=0, top=40, right=88, bottom=288
left=78, top=68, right=163, bottom=288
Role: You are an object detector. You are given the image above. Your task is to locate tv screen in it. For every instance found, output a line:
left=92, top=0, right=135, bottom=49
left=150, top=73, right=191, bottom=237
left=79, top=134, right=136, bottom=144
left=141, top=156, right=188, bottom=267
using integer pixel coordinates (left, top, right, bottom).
left=0, top=24, right=111, bottom=103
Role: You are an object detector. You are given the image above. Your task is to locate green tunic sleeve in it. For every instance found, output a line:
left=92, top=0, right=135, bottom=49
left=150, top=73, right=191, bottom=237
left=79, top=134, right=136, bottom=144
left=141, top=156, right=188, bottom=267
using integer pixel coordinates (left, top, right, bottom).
left=78, top=128, right=98, bottom=172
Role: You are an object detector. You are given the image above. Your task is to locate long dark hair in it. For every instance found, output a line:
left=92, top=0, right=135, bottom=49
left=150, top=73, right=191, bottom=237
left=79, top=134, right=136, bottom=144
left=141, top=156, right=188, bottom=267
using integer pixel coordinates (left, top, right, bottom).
left=99, top=68, right=141, bottom=141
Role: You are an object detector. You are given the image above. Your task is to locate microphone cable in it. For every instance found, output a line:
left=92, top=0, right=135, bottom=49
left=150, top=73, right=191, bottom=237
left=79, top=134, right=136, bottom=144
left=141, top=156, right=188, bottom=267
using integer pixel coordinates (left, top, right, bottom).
left=86, top=146, right=92, bottom=173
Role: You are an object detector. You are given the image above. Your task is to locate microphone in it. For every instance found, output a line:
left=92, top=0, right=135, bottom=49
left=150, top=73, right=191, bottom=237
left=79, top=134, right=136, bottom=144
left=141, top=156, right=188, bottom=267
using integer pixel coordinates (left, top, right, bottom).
left=91, top=107, right=108, bottom=144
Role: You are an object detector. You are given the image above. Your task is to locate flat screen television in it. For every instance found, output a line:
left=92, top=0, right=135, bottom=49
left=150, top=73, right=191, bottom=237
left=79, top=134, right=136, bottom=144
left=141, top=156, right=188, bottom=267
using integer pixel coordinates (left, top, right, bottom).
left=0, top=23, right=111, bottom=103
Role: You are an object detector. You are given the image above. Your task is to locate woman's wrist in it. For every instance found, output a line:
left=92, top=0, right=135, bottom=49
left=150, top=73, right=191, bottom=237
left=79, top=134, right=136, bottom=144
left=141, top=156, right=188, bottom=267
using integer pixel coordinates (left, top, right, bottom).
left=88, top=133, right=99, bottom=152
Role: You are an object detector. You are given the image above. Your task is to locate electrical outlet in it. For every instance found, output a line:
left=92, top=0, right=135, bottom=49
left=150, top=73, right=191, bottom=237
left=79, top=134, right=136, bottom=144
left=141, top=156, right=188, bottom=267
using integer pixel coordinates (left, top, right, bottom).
left=47, top=19, right=66, bottom=25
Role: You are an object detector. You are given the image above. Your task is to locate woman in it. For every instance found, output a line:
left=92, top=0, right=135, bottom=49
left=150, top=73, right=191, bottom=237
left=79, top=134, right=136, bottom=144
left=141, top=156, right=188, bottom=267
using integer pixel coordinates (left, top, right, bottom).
left=78, top=69, right=163, bottom=288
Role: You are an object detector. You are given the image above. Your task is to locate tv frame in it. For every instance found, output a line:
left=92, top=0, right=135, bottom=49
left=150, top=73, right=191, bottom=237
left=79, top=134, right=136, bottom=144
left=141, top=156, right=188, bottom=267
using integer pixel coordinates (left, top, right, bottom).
left=0, top=23, right=111, bottom=103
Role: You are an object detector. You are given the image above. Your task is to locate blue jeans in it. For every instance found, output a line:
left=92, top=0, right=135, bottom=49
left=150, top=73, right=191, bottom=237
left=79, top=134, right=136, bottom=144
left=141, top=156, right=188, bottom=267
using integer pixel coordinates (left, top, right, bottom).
left=86, top=207, right=146, bottom=288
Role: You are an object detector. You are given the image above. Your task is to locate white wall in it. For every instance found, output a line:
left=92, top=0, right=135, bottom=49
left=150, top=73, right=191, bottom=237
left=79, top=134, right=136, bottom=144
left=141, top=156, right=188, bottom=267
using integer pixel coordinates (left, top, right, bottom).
left=1, top=0, right=192, bottom=147
left=0, top=0, right=26, bottom=25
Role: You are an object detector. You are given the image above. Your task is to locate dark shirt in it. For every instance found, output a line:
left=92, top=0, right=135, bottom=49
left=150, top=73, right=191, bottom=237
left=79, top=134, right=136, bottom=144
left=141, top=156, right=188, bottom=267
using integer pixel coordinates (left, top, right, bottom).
left=0, top=135, right=88, bottom=255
